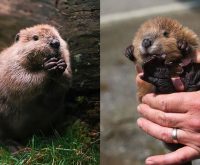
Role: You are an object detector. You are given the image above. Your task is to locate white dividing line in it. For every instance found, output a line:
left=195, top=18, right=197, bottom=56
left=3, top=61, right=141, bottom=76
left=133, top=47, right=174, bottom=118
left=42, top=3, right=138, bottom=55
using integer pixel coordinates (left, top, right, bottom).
left=101, top=1, right=200, bottom=25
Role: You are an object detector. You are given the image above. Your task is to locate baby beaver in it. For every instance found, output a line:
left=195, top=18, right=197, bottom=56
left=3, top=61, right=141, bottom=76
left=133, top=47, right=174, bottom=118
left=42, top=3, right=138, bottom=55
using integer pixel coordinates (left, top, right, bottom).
left=125, top=17, right=200, bottom=100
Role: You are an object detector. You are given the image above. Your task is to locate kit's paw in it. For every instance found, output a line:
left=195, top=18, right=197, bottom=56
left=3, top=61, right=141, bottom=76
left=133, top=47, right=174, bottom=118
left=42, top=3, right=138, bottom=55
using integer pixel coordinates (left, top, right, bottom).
left=177, top=40, right=192, bottom=56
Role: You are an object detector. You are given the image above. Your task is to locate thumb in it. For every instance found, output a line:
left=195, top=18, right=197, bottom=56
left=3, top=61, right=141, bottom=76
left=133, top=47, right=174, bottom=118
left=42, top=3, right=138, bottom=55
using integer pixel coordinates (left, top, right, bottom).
left=171, top=77, right=184, bottom=92
left=135, top=64, right=142, bottom=73
left=192, top=50, right=200, bottom=63
left=146, top=146, right=199, bottom=165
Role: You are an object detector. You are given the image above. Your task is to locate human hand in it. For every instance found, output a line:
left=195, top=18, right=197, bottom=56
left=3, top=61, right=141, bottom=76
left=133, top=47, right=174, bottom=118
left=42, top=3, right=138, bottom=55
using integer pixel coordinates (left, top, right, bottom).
left=135, top=51, right=200, bottom=164
left=137, top=91, right=200, bottom=165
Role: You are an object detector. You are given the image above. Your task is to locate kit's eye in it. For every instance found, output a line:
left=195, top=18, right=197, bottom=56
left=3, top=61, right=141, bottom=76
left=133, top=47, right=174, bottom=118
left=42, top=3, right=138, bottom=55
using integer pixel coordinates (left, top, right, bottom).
left=163, top=31, right=169, bottom=38
left=15, top=33, right=20, bottom=42
left=33, top=35, right=39, bottom=41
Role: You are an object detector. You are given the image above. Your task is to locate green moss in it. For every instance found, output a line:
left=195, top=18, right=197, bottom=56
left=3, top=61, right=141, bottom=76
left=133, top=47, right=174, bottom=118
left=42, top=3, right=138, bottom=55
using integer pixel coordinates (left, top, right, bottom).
left=76, top=96, right=88, bottom=105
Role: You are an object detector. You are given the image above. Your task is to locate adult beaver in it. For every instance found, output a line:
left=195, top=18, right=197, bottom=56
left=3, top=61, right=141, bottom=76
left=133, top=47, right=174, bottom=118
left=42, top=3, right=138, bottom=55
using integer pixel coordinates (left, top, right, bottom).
left=0, top=24, right=72, bottom=151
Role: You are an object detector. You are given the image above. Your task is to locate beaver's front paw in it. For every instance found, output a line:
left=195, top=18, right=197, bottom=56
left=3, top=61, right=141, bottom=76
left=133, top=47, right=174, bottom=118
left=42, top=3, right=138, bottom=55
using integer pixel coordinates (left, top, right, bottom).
left=183, top=65, right=200, bottom=91
left=177, top=40, right=192, bottom=56
left=43, top=57, right=67, bottom=75
left=141, top=56, right=175, bottom=93
left=142, top=55, right=166, bottom=78
left=56, top=58, right=67, bottom=73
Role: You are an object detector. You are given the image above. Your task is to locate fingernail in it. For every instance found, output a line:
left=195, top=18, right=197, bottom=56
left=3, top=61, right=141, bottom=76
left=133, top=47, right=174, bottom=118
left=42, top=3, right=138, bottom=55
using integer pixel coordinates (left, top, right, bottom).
left=136, top=65, right=142, bottom=73
left=137, top=105, right=141, bottom=113
left=137, top=118, right=142, bottom=127
left=141, top=96, right=145, bottom=103
left=171, top=77, right=184, bottom=91
left=146, top=159, right=155, bottom=165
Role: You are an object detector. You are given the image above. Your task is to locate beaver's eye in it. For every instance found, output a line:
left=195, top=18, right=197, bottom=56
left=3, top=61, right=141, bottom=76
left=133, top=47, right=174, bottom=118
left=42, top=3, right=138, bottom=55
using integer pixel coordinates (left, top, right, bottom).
left=15, top=33, right=20, bottom=42
left=33, top=35, right=39, bottom=41
left=163, top=31, right=169, bottom=38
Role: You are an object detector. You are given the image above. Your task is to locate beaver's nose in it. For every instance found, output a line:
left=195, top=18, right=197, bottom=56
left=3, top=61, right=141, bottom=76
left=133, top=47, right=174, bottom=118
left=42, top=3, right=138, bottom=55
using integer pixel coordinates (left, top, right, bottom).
left=142, top=38, right=152, bottom=49
left=50, top=39, right=60, bottom=49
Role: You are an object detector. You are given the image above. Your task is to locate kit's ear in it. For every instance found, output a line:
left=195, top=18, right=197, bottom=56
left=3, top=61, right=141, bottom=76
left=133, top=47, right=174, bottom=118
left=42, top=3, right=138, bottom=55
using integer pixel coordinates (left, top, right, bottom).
left=124, top=45, right=136, bottom=62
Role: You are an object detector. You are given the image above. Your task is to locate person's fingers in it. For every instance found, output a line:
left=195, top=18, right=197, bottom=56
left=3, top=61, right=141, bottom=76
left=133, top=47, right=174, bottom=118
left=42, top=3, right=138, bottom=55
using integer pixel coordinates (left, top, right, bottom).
left=171, top=77, right=184, bottom=91
left=137, top=104, right=185, bottom=128
left=137, top=118, right=179, bottom=144
left=145, top=146, right=199, bottom=165
left=136, top=73, right=151, bottom=89
left=136, top=73, right=143, bottom=84
left=141, top=92, right=200, bottom=113
left=135, top=64, right=142, bottom=73
left=137, top=117, right=200, bottom=152
left=193, top=50, right=200, bottom=63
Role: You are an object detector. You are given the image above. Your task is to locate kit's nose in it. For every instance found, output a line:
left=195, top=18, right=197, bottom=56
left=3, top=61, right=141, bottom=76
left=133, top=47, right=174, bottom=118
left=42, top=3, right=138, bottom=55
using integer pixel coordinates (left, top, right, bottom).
left=142, top=38, right=152, bottom=49
left=50, top=39, right=60, bottom=49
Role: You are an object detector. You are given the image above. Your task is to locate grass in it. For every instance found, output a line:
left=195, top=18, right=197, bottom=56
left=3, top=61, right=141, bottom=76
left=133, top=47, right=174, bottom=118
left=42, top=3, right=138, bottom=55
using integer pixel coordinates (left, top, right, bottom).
left=0, top=120, right=99, bottom=165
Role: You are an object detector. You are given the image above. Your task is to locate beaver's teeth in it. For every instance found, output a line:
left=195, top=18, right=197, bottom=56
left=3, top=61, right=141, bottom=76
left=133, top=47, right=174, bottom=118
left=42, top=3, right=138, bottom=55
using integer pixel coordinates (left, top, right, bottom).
left=165, top=61, right=173, bottom=65
left=161, top=54, right=166, bottom=59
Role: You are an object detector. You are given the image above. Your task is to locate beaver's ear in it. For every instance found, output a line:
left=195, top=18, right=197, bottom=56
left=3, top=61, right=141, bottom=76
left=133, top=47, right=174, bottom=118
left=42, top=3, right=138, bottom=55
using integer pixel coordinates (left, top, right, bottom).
left=15, top=33, right=20, bottom=42
left=124, top=45, right=136, bottom=62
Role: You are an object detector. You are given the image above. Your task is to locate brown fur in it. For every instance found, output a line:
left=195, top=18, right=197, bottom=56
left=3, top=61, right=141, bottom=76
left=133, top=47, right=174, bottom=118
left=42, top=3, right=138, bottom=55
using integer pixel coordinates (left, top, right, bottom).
left=132, top=17, right=199, bottom=101
left=0, top=24, right=71, bottom=149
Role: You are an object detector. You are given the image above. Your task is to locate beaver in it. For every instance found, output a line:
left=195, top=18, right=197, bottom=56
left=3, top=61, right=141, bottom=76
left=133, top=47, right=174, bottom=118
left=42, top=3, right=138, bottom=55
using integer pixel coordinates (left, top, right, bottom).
left=125, top=17, right=200, bottom=165
left=0, top=24, right=72, bottom=152
left=125, top=17, right=199, bottom=100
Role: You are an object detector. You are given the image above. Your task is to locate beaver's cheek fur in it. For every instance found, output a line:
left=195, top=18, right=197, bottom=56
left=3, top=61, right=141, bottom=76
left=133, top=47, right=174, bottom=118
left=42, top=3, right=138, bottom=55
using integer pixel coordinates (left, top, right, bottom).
left=19, top=42, right=62, bottom=71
